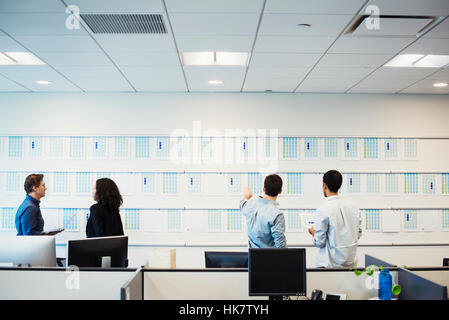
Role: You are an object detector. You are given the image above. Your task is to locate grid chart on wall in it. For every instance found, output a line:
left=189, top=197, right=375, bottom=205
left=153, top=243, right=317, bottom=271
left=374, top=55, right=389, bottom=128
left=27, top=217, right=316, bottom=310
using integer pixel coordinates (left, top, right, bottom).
left=135, top=136, right=151, bottom=158
left=70, top=137, right=84, bottom=159
left=92, top=137, right=107, bottom=159
left=1, top=208, right=15, bottom=230
left=384, top=138, right=398, bottom=159
left=226, top=209, right=243, bottom=232
left=63, top=208, right=78, bottom=231
left=286, top=209, right=302, bottom=232
left=163, top=172, right=178, bottom=194
left=442, top=173, right=449, bottom=194
left=385, top=174, right=400, bottom=194
left=167, top=209, right=182, bottom=231
left=186, top=173, right=201, bottom=193
left=123, top=209, right=140, bottom=230
left=323, top=138, right=338, bottom=158
left=303, top=137, right=319, bottom=159
left=156, top=137, right=170, bottom=159
left=29, top=137, right=43, bottom=158
left=443, top=209, right=449, bottom=230
left=363, top=138, right=379, bottom=159
left=343, top=138, right=358, bottom=159
left=346, top=173, right=361, bottom=194
left=422, top=174, right=436, bottom=195
left=285, top=173, right=302, bottom=195
left=208, top=209, right=222, bottom=231
left=227, top=174, right=242, bottom=194
left=365, top=209, right=381, bottom=231
left=141, top=173, right=156, bottom=193
left=404, top=173, right=419, bottom=194
left=403, top=210, right=418, bottom=231
left=247, top=173, right=263, bottom=195
left=282, top=137, right=299, bottom=160
left=8, top=136, right=23, bottom=158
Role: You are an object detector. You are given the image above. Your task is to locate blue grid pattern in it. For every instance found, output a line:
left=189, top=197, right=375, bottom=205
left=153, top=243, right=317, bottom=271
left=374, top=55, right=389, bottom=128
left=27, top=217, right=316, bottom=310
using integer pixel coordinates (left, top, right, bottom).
left=208, top=210, right=222, bottom=231
left=363, top=138, right=379, bottom=159
left=123, top=209, right=140, bottom=230
left=343, top=138, right=358, bottom=158
left=8, top=136, right=23, bottom=158
left=62, top=208, right=78, bottom=231
left=167, top=209, right=181, bottom=231
left=6, top=172, right=21, bottom=193
left=141, top=173, right=156, bottom=193
left=200, top=137, right=213, bottom=160
left=323, top=138, right=338, bottom=158
left=53, top=172, right=69, bottom=194
left=156, top=137, right=170, bottom=158
left=303, top=137, right=319, bottom=159
left=28, top=137, right=43, bottom=158
left=114, top=137, right=129, bottom=158
left=240, top=137, right=249, bottom=160
left=422, top=174, right=436, bottom=195
left=186, top=174, right=201, bottom=193
left=49, top=137, right=64, bottom=158
left=366, top=174, right=380, bottom=193
left=135, top=137, right=151, bottom=158
left=404, top=173, right=419, bottom=194
left=404, top=139, right=418, bottom=159
left=70, top=136, right=84, bottom=158
left=286, top=173, right=302, bottom=195
left=346, top=174, right=361, bottom=193
left=247, top=173, right=263, bottom=194
left=227, top=174, right=242, bottom=194
left=287, top=210, right=302, bottom=231
left=385, top=174, right=399, bottom=194
left=260, top=137, right=276, bottom=159
left=75, top=172, right=91, bottom=194
left=282, top=137, right=298, bottom=159
left=226, top=209, right=242, bottom=231
left=96, top=172, right=112, bottom=179
left=1, top=208, right=15, bottom=230
left=92, top=137, right=107, bottom=158
left=365, top=209, right=381, bottom=231
left=443, top=173, right=449, bottom=194
left=384, top=138, right=398, bottom=159
left=162, top=173, right=178, bottom=194
left=443, top=209, right=449, bottom=229
left=403, top=210, right=418, bottom=230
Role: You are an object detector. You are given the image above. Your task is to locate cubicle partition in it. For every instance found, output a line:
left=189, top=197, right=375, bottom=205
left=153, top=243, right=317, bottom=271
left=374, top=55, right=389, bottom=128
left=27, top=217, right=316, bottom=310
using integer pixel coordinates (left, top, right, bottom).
left=121, top=267, right=144, bottom=300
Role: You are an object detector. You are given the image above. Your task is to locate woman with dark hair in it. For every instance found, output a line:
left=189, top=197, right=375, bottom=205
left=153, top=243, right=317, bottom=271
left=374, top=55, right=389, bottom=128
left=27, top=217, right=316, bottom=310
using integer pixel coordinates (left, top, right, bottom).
left=86, top=178, right=124, bottom=238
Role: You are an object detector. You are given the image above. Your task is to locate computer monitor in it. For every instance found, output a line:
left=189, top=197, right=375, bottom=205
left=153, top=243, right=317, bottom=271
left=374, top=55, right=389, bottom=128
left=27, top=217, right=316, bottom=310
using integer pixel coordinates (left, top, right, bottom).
left=0, top=235, right=56, bottom=267
left=248, top=248, right=306, bottom=299
left=443, top=258, right=449, bottom=267
left=204, top=251, right=248, bottom=268
left=67, top=236, right=128, bottom=268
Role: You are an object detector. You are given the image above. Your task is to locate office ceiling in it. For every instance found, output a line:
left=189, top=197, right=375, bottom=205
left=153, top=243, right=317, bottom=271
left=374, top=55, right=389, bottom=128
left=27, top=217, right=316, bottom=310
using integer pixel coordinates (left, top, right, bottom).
left=0, top=0, right=448, bottom=94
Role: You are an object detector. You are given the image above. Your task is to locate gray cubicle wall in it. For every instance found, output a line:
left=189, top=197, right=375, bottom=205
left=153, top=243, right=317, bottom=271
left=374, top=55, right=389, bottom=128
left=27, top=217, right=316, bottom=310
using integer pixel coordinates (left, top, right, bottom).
left=365, top=254, right=396, bottom=268
left=121, top=267, right=144, bottom=300
left=399, top=268, right=448, bottom=300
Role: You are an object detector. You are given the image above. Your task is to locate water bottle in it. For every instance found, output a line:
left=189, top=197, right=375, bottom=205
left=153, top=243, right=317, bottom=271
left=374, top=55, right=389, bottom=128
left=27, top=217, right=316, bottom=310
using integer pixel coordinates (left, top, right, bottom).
left=378, top=269, right=392, bottom=300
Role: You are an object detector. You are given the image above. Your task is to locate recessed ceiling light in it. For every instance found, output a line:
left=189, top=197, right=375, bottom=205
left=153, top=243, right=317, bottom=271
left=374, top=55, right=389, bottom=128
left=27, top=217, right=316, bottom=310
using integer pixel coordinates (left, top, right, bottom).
left=208, top=80, right=223, bottom=85
left=433, top=82, right=448, bottom=87
left=0, top=52, right=45, bottom=65
left=181, top=52, right=249, bottom=66
left=36, top=80, right=52, bottom=85
left=385, top=54, right=449, bottom=68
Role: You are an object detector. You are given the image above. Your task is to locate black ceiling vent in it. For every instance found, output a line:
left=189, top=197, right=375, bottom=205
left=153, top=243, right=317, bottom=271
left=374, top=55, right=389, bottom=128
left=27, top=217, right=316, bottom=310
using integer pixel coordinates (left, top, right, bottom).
left=80, top=14, right=167, bottom=34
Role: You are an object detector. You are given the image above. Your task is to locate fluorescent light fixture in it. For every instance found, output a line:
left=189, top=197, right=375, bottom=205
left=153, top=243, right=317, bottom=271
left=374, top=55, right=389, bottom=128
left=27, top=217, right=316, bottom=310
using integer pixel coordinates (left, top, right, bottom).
left=0, top=53, right=15, bottom=65
left=181, top=52, right=249, bottom=66
left=433, top=82, right=448, bottom=87
left=385, top=54, right=449, bottom=68
left=1, top=52, right=45, bottom=65
left=36, top=80, right=52, bottom=85
left=208, top=80, right=223, bottom=85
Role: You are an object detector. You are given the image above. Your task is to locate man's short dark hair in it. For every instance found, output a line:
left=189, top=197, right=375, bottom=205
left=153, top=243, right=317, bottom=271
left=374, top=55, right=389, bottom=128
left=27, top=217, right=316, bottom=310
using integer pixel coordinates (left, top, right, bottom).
left=323, top=170, right=342, bottom=193
left=24, top=174, right=44, bottom=194
left=264, top=174, right=283, bottom=197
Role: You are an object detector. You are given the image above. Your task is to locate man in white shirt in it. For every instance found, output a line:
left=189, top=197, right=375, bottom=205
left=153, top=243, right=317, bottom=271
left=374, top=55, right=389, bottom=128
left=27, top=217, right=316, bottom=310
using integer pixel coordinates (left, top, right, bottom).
left=308, top=170, right=362, bottom=268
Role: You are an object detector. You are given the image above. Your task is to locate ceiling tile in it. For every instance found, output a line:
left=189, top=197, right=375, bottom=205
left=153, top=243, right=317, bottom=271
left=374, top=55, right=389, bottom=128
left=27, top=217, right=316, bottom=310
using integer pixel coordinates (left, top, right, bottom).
left=350, top=17, right=433, bottom=37
left=368, top=67, right=438, bottom=80
left=165, top=0, right=264, bottom=13
left=423, top=18, right=449, bottom=39
left=402, top=38, right=449, bottom=55
left=363, top=0, right=449, bottom=16
left=265, top=0, right=366, bottom=14
left=400, top=78, right=449, bottom=94
left=259, top=14, right=353, bottom=36
left=0, top=74, right=29, bottom=91
left=93, top=34, right=176, bottom=52
left=349, top=78, right=417, bottom=93
left=427, top=68, right=449, bottom=80
left=68, top=0, right=164, bottom=13
left=184, top=66, right=246, bottom=91
left=35, top=51, right=113, bottom=67
left=0, top=35, right=27, bottom=51
left=254, top=36, right=335, bottom=53
left=307, top=67, right=375, bottom=79
left=121, top=66, right=187, bottom=91
left=328, top=36, right=414, bottom=54
left=108, top=52, right=180, bottom=67
left=169, top=13, right=260, bottom=35
left=176, top=35, right=254, bottom=52
left=317, top=53, right=392, bottom=68
left=250, top=53, right=321, bottom=67
left=243, top=78, right=299, bottom=92
left=0, top=0, right=66, bottom=13
left=12, top=35, right=100, bottom=52
left=246, top=66, right=311, bottom=79
left=296, top=78, right=358, bottom=92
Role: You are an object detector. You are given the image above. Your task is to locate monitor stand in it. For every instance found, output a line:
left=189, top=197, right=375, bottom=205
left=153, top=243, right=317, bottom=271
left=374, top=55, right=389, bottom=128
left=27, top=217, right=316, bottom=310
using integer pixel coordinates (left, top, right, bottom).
left=269, top=295, right=284, bottom=300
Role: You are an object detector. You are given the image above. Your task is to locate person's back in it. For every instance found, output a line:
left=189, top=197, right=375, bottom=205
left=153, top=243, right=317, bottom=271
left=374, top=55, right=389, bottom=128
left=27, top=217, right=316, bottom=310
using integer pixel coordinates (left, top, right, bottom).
left=86, top=203, right=124, bottom=238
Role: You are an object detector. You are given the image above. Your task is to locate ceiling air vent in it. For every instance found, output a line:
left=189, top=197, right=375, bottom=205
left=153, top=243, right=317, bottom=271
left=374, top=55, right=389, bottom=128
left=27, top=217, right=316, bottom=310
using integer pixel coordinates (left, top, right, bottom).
left=80, top=14, right=168, bottom=34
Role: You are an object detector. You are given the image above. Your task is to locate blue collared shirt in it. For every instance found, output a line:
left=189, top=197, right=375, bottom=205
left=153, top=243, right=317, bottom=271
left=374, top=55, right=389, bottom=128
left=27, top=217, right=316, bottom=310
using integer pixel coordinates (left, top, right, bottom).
left=239, top=196, right=287, bottom=248
left=15, top=194, right=44, bottom=235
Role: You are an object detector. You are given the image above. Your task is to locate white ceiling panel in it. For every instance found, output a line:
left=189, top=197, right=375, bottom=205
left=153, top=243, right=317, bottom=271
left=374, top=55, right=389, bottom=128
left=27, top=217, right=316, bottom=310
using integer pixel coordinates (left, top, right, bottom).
left=0, top=13, right=88, bottom=36
left=250, top=53, right=321, bottom=67
left=12, top=35, right=100, bottom=52
left=351, top=17, right=433, bottom=37
left=401, top=79, right=449, bottom=94
left=68, top=0, right=164, bottom=13
left=427, top=68, right=449, bottom=80
left=0, top=34, right=27, bottom=51
left=363, top=0, right=449, bottom=16
left=0, top=75, right=29, bottom=91
left=184, top=66, right=245, bottom=91
left=93, top=34, right=176, bottom=52
left=246, top=66, right=311, bottom=79
left=56, top=66, right=134, bottom=91
left=34, top=51, right=113, bottom=67
left=349, top=78, right=417, bottom=93
left=243, top=78, right=299, bottom=92
left=176, top=35, right=253, bottom=52
left=254, top=36, right=335, bottom=53
left=265, top=0, right=366, bottom=14
left=296, top=78, right=359, bottom=92
left=423, top=18, right=449, bottom=39
left=0, top=65, right=81, bottom=91
left=259, top=14, right=353, bottom=36
left=308, top=67, right=375, bottom=79
left=368, top=67, right=438, bottom=80
left=328, top=36, right=414, bottom=54
left=317, top=53, right=392, bottom=68
left=0, top=0, right=66, bottom=13
left=402, top=38, right=449, bottom=55
left=169, top=13, right=260, bottom=35
left=165, top=0, right=264, bottom=13
left=108, top=52, right=180, bottom=67
left=120, top=66, right=187, bottom=91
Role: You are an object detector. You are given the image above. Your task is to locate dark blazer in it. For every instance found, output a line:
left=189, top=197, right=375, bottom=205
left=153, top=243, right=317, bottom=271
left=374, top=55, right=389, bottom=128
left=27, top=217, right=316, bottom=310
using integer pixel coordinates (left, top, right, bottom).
left=86, top=203, right=124, bottom=238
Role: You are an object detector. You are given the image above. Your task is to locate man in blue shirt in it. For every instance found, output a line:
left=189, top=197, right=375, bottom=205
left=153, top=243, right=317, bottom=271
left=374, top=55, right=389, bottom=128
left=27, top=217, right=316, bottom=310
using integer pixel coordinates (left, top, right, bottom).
left=239, top=174, right=286, bottom=248
left=15, top=174, right=62, bottom=236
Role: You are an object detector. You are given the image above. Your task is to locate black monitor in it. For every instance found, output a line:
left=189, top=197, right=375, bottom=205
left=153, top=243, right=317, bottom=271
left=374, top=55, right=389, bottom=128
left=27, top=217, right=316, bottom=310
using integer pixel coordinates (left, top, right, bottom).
left=204, top=251, right=248, bottom=268
left=248, top=248, right=306, bottom=299
left=67, top=236, right=128, bottom=268
left=443, top=258, right=449, bottom=267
